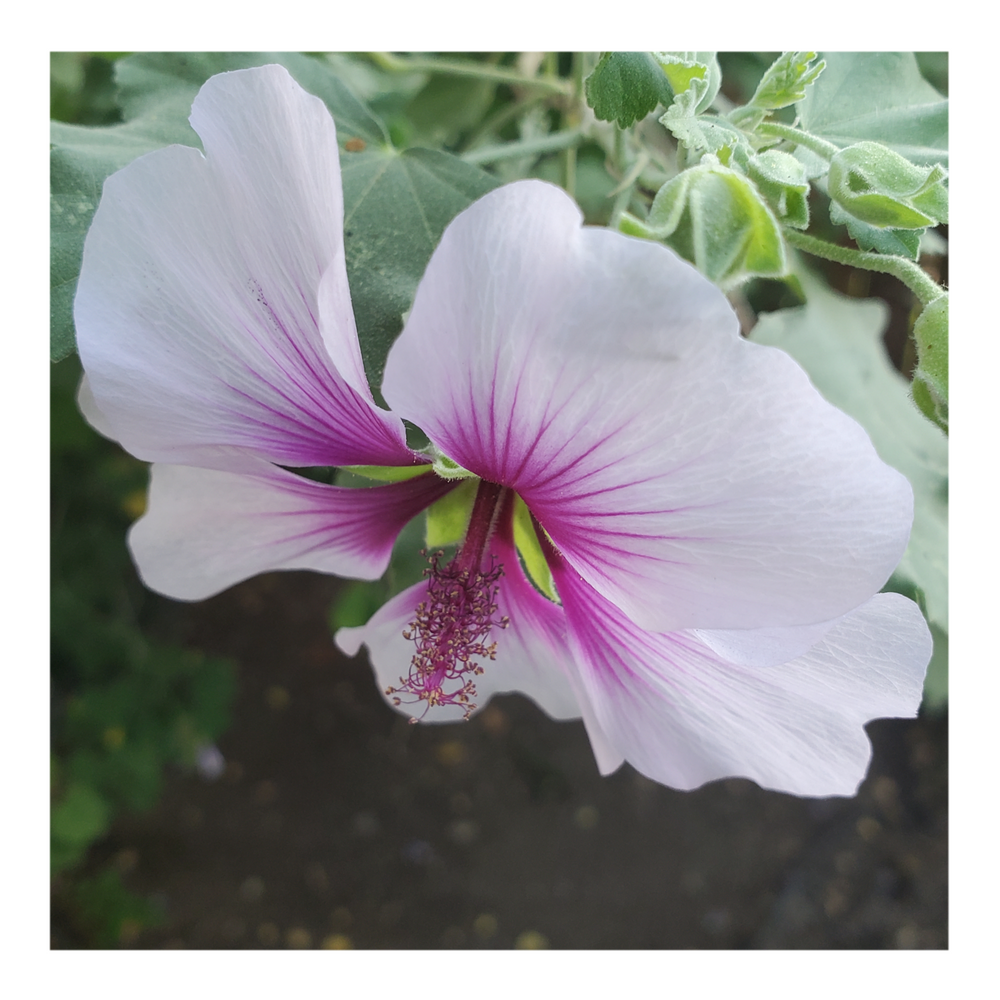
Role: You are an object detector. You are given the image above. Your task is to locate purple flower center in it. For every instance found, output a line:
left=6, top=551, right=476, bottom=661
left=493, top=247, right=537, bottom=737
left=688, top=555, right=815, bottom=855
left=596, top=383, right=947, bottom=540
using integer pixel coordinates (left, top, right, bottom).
left=387, top=480, right=510, bottom=720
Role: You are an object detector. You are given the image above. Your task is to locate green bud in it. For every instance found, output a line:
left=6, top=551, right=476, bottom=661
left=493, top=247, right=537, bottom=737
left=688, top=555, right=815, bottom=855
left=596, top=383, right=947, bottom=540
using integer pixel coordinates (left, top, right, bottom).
left=746, top=150, right=810, bottom=229
left=911, top=294, right=948, bottom=432
left=625, top=156, right=785, bottom=289
left=828, top=141, right=948, bottom=230
left=654, top=52, right=721, bottom=114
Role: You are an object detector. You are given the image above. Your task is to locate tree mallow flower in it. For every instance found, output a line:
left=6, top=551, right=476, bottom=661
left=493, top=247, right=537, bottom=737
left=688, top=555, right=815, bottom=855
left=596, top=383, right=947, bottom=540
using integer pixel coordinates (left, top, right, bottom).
left=75, top=65, right=932, bottom=798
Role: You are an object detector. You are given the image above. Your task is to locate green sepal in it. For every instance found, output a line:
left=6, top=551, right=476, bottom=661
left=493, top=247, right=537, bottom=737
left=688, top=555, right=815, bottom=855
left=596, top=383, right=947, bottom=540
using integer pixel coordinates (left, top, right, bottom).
left=746, top=150, right=810, bottom=228
left=512, top=496, right=557, bottom=601
left=584, top=52, right=673, bottom=129
left=830, top=204, right=925, bottom=260
left=425, top=478, right=477, bottom=548
left=911, top=294, right=948, bottom=432
left=342, top=464, right=433, bottom=483
left=625, top=156, right=786, bottom=289
left=828, top=141, right=948, bottom=230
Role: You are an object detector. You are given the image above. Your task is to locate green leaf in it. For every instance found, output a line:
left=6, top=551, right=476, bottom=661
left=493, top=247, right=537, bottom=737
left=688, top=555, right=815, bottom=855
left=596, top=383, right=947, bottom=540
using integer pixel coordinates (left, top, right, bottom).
left=51, top=781, right=111, bottom=873
left=622, top=156, right=785, bottom=289
left=747, top=51, right=825, bottom=111
left=832, top=209, right=924, bottom=260
left=340, top=146, right=498, bottom=394
left=584, top=52, right=672, bottom=129
left=750, top=267, right=947, bottom=635
left=797, top=53, right=948, bottom=166
left=827, top=141, right=948, bottom=229
left=660, top=103, right=746, bottom=160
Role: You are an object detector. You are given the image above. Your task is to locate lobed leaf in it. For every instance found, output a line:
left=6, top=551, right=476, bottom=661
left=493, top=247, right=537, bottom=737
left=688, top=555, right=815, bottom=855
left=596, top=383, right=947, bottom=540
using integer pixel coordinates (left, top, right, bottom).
left=797, top=52, right=948, bottom=166
left=584, top=52, right=672, bottom=129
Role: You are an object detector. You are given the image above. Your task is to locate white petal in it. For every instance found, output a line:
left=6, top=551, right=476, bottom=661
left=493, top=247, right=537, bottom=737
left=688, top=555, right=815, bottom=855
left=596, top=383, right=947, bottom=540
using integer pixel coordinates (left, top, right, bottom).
left=76, top=374, right=114, bottom=440
left=554, top=552, right=932, bottom=796
left=383, top=180, right=913, bottom=632
left=129, top=459, right=452, bottom=600
left=76, top=65, right=411, bottom=472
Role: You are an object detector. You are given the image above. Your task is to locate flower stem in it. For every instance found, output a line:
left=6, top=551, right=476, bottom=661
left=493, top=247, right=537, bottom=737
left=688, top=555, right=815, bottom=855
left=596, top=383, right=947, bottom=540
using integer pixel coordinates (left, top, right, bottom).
left=368, top=52, right=572, bottom=95
left=756, top=122, right=840, bottom=160
left=782, top=229, right=944, bottom=306
left=461, top=128, right=583, bottom=166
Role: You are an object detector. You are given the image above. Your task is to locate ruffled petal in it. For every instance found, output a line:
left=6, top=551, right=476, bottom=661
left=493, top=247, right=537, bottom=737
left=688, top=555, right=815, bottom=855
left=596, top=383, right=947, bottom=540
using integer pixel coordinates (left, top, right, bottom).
left=75, top=65, right=412, bottom=472
left=552, top=553, right=931, bottom=796
left=382, top=180, right=912, bottom=632
left=129, top=460, right=453, bottom=600
left=336, top=525, right=581, bottom=725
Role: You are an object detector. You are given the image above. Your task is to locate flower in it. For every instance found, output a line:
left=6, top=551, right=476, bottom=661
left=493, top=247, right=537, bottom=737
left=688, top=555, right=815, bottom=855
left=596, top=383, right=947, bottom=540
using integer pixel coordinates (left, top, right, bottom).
left=75, top=65, right=932, bottom=798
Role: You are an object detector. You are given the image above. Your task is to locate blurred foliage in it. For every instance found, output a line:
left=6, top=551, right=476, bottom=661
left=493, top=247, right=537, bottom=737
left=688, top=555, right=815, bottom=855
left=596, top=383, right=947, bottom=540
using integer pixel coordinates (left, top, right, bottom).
left=51, top=351, right=235, bottom=945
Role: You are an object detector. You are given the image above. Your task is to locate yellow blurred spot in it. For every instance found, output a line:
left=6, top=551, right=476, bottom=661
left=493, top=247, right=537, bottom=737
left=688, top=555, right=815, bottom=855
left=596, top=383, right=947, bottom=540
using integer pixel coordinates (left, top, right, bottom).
left=473, top=913, right=498, bottom=940
left=285, top=927, right=313, bottom=949
left=855, top=816, right=881, bottom=841
left=480, top=706, right=509, bottom=736
left=265, top=685, right=290, bottom=711
left=121, top=489, right=147, bottom=519
left=573, top=805, right=599, bottom=830
left=514, top=930, right=549, bottom=949
left=102, top=726, right=126, bottom=750
left=118, top=918, right=142, bottom=946
left=435, top=740, right=467, bottom=767
left=322, top=933, right=353, bottom=949
left=256, top=922, right=280, bottom=947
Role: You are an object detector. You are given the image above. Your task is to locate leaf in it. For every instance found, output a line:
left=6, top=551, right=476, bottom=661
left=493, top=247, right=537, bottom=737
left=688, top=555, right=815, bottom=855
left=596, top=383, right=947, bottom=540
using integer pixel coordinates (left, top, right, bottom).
left=51, top=781, right=111, bottom=873
left=797, top=52, right=948, bottom=166
left=748, top=51, right=825, bottom=111
left=340, top=146, right=498, bottom=392
left=584, top=52, right=672, bottom=129
left=832, top=209, right=924, bottom=260
left=750, top=267, right=948, bottom=634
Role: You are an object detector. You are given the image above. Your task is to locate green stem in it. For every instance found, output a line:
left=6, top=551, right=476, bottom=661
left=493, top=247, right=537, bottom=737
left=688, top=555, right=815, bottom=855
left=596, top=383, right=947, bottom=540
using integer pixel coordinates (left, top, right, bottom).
left=369, top=52, right=571, bottom=95
left=757, top=121, right=840, bottom=160
left=783, top=229, right=944, bottom=306
left=461, top=128, right=583, bottom=166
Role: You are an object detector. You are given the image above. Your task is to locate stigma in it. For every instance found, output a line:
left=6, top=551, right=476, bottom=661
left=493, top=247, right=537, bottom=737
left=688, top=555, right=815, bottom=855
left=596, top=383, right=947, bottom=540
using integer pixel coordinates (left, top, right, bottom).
left=387, top=480, right=510, bottom=721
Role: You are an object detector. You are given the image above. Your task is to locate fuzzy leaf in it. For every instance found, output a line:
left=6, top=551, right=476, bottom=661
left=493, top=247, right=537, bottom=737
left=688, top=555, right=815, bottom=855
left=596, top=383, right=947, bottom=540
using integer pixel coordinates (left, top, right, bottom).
left=797, top=52, right=948, bottom=166
left=584, top=52, right=672, bottom=128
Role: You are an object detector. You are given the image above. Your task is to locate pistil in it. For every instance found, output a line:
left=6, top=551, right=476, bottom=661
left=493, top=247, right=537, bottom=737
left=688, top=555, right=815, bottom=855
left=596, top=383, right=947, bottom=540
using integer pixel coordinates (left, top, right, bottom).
left=387, top=480, right=510, bottom=721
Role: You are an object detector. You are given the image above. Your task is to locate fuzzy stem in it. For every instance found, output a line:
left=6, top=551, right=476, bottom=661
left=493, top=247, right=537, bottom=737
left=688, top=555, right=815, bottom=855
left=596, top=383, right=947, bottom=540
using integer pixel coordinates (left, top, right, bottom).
left=369, top=52, right=572, bottom=95
left=783, top=229, right=944, bottom=306
left=756, top=121, right=840, bottom=160
left=461, top=128, right=583, bottom=165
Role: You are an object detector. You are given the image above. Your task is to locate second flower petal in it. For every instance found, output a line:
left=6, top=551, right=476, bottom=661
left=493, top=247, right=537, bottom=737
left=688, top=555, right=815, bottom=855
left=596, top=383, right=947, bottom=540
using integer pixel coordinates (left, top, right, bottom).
left=129, top=460, right=454, bottom=600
